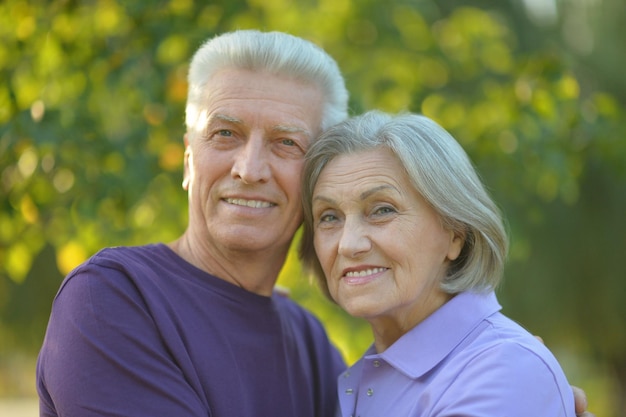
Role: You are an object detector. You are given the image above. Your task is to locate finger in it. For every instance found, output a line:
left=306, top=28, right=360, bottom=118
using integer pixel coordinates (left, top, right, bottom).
left=572, top=386, right=588, bottom=414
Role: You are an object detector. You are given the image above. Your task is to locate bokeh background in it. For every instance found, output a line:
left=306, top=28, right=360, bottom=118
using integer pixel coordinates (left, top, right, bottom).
left=1, top=0, right=625, bottom=415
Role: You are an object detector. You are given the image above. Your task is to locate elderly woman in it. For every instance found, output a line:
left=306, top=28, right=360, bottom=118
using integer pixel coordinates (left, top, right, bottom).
left=299, top=110, right=576, bottom=416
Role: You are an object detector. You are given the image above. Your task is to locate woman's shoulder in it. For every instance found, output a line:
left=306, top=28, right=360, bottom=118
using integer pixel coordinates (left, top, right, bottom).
left=437, top=318, right=576, bottom=415
left=451, top=312, right=574, bottom=398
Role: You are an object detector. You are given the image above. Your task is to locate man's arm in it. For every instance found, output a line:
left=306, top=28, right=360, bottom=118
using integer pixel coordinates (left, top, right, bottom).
left=37, top=264, right=206, bottom=416
left=535, top=336, right=594, bottom=417
left=572, top=386, right=594, bottom=417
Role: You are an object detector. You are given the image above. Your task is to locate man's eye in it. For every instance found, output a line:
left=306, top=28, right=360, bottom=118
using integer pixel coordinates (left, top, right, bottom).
left=281, top=138, right=296, bottom=146
left=218, top=130, right=233, bottom=137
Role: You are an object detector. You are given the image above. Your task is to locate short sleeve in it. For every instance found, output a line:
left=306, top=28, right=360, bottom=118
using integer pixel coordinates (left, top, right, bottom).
left=36, top=262, right=208, bottom=417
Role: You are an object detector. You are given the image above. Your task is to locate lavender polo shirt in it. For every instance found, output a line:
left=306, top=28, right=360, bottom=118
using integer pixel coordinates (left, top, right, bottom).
left=337, top=291, right=576, bottom=417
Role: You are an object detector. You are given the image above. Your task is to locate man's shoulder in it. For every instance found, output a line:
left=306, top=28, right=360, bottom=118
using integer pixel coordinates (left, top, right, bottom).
left=58, top=243, right=173, bottom=291
left=71, top=243, right=175, bottom=275
left=89, top=243, right=168, bottom=265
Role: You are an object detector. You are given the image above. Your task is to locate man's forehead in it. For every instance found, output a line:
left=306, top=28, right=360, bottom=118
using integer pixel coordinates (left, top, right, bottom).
left=198, top=69, right=325, bottom=137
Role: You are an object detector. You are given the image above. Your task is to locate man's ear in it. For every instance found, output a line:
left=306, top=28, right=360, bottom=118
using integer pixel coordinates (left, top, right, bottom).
left=182, top=133, right=191, bottom=190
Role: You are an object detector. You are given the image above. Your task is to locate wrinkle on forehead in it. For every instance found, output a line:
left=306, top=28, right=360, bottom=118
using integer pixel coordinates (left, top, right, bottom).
left=189, top=69, right=323, bottom=140
left=312, top=151, right=411, bottom=203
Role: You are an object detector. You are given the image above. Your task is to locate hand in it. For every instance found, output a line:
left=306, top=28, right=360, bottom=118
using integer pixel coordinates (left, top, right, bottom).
left=573, top=385, right=594, bottom=417
left=534, top=337, right=594, bottom=417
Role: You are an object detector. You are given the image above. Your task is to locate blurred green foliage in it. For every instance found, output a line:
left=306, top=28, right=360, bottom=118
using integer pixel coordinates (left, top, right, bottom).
left=1, top=0, right=625, bottom=415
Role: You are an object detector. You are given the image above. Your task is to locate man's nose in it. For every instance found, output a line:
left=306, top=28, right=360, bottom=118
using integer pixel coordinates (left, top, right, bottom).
left=231, top=136, right=271, bottom=184
left=338, top=217, right=372, bottom=258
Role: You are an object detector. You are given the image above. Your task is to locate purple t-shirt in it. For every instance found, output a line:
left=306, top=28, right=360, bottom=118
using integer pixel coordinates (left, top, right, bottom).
left=37, top=244, right=345, bottom=417
left=337, top=291, right=576, bottom=417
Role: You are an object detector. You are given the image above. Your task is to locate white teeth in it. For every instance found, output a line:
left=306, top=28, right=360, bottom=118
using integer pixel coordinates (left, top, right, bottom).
left=226, top=198, right=272, bottom=208
left=345, top=268, right=386, bottom=277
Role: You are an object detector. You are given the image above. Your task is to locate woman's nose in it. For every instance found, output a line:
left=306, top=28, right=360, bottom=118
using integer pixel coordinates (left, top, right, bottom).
left=338, top=217, right=372, bottom=258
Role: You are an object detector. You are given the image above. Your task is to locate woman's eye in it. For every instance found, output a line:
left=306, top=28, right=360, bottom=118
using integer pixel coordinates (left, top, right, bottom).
left=319, top=213, right=337, bottom=223
left=374, top=206, right=396, bottom=215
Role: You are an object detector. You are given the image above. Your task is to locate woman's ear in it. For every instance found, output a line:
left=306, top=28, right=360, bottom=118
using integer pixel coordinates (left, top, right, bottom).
left=446, top=229, right=465, bottom=262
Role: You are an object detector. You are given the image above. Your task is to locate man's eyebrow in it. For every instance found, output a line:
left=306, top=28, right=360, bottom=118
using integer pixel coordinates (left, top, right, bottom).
left=273, top=124, right=311, bottom=136
left=207, top=114, right=311, bottom=136
left=209, top=113, right=243, bottom=125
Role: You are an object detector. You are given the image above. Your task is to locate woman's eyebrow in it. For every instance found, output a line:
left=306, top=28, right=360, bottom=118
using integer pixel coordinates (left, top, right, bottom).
left=312, top=184, right=397, bottom=205
left=312, top=195, right=335, bottom=205
left=360, top=184, right=396, bottom=200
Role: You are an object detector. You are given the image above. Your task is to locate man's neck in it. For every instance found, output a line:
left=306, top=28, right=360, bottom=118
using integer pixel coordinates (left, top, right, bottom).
left=167, top=234, right=287, bottom=297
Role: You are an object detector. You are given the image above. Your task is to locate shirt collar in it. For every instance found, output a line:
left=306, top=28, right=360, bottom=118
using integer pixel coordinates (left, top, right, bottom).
left=366, top=291, right=501, bottom=379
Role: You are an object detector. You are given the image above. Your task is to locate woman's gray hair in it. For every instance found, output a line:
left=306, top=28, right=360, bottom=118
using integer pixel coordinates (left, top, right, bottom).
left=185, top=30, right=348, bottom=137
left=299, top=110, right=508, bottom=298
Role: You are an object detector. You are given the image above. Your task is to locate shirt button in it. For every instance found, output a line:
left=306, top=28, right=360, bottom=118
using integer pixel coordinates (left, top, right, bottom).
left=367, top=388, right=374, bottom=396
left=372, top=360, right=381, bottom=367
left=345, top=388, right=354, bottom=395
